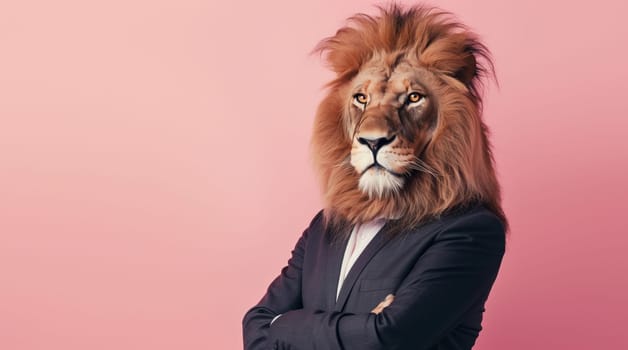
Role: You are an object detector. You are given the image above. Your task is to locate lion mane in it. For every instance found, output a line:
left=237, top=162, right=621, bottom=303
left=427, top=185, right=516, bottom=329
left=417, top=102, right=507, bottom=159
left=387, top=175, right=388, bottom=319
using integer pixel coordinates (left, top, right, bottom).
left=310, top=4, right=509, bottom=236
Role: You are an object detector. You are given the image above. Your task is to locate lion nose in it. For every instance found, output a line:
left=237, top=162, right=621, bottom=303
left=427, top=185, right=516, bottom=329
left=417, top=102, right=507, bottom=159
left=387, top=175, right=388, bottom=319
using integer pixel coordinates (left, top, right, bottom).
left=358, top=135, right=396, bottom=153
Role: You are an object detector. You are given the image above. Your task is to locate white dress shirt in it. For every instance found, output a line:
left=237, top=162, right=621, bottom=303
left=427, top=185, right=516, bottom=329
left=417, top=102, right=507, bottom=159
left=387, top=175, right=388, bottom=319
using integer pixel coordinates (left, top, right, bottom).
left=336, top=218, right=387, bottom=300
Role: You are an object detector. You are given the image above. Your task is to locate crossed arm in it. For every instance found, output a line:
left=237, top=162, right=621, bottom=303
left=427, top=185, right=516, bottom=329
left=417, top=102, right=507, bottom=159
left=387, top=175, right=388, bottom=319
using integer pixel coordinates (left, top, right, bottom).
left=242, top=211, right=505, bottom=350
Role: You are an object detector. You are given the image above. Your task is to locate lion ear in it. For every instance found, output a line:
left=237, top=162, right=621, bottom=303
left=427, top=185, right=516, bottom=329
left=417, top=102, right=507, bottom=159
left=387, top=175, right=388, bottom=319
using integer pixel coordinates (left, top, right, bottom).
left=454, top=50, right=477, bottom=86
left=312, top=27, right=370, bottom=85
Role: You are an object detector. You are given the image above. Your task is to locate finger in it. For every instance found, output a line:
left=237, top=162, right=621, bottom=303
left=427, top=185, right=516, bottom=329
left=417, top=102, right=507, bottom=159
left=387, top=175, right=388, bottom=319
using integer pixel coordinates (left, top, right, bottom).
left=371, top=295, right=395, bottom=314
left=371, top=305, right=384, bottom=314
left=371, top=301, right=386, bottom=314
left=380, top=294, right=395, bottom=307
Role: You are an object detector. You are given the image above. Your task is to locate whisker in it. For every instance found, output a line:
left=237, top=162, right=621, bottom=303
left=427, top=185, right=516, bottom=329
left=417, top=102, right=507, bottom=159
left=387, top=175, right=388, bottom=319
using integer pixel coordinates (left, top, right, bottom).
left=407, top=156, right=439, bottom=178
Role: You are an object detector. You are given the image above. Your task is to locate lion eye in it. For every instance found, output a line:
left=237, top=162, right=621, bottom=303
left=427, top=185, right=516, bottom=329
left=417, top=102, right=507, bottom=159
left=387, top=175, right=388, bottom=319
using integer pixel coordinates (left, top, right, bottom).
left=353, top=93, right=368, bottom=105
left=407, top=92, right=423, bottom=104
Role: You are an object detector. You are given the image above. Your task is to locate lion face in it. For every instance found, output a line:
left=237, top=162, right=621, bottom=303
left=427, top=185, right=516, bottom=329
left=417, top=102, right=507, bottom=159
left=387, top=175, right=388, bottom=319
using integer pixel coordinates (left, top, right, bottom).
left=311, top=4, right=508, bottom=233
left=347, top=57, right=437, bottom=198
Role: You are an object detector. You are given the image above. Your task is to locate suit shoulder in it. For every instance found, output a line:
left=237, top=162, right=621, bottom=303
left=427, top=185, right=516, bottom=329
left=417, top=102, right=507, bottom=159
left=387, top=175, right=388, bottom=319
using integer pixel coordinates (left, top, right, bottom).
left=301, top=209, right=326, bottom=239
left=306, top=209, right=325, bottom=230
left=435, top=204, right=506, bottom=254
left=439, top=203, right=505, bottom=232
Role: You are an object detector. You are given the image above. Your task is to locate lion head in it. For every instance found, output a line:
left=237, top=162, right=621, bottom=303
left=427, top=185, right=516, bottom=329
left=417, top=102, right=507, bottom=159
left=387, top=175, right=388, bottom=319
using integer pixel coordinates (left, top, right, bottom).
left=311, top=4, right=508, bottom=235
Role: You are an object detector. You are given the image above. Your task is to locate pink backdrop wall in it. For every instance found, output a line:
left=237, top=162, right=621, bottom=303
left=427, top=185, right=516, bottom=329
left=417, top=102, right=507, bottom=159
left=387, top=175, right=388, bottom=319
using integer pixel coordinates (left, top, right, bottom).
left=1, top=0, right=626, bottom=349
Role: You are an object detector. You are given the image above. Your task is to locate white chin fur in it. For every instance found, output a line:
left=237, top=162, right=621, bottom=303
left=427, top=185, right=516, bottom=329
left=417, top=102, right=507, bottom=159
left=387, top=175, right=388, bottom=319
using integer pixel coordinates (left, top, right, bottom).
left=358, top=167, right=405, bottom=198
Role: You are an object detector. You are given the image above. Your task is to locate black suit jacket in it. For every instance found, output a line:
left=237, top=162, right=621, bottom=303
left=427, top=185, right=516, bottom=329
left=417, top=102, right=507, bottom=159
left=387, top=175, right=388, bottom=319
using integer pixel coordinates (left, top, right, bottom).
left=243, top=203, right=506, bottom=350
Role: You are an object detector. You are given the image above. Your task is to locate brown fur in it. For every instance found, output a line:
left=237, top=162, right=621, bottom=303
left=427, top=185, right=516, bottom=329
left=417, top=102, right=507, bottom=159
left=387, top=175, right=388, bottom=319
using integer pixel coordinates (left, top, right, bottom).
left=310, top=3, right=509, bottom=237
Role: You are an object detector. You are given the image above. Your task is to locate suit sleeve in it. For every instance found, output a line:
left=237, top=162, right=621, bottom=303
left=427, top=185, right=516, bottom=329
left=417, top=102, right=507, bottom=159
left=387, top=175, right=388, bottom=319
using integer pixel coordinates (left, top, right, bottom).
left=242, top=212, right=320, bottom=350
left=267, top=210, right=506, bottom=350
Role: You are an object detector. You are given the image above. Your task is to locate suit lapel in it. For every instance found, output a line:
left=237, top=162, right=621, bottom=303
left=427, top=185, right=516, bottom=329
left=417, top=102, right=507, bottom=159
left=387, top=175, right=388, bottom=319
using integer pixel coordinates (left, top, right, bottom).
left=333, top=226, right=392, bottom=311
left=325, top=231, right=349, bottom=310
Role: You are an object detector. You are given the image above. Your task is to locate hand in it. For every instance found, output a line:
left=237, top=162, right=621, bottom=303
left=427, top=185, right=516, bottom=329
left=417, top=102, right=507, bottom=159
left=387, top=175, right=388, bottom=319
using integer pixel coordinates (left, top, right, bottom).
left=370, top=294, right=394, bottom=314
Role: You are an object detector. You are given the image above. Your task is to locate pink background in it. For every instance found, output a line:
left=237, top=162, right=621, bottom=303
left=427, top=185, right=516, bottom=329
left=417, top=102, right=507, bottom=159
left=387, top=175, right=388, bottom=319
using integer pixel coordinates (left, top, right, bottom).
left=1, top=0, right=627, bottom=349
